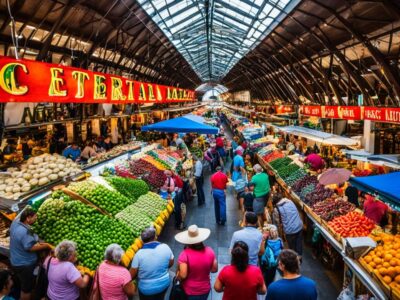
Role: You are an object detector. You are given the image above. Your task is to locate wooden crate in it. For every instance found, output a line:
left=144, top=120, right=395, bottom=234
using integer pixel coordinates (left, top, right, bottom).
left=304, top=204, right=322, bottom=224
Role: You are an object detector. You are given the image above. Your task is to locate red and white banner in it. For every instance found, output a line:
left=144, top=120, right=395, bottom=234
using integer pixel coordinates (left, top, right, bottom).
left=0, top=56, right=195, bottom=103
left=301, top=105, right=400, bottom=124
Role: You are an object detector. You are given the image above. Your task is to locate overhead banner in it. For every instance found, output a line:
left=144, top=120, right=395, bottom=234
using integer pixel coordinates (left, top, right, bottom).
left=0, top=56, right=195, bottom=103
left=301, top=105, right=400, bottom=124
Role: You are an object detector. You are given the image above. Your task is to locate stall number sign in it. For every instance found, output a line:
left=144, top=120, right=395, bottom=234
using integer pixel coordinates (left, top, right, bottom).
left=0, top=56, right=195, bottom=103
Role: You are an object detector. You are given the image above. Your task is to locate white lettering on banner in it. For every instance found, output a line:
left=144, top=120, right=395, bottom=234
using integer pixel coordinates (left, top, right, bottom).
left=386, top=110, right=400, bottom=123
left=325, top=107, right=335, bottom=118
left=365, top=109, right=381, bottom=120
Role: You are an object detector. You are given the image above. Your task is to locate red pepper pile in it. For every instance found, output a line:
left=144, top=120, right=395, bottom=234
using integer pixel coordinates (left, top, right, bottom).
left=262, top=151, right=284, bottom=163
left=328, top=211, right=375, bottom=237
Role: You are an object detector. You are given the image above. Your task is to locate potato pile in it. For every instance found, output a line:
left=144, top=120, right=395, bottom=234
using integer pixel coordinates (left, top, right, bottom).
left=0, top=154, right=81, bottom=200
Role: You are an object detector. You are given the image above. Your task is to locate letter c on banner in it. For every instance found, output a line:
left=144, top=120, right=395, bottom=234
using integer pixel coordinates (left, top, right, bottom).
left=0, top=62, right=29, bottom=95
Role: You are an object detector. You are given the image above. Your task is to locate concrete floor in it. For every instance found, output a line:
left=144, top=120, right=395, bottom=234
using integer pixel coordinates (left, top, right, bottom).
left=157, top=124, right=341, bottom=299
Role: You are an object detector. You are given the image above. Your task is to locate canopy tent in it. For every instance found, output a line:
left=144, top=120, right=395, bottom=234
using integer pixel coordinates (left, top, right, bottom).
left=141, top=117, right=219, bottom=134
left=350, top=172, right=400, bottom=208
left=278, top=126, right=358, bottom=146
left=342, top=150, right=400, bottom=169
left=183, top=114, right=206, bottom=124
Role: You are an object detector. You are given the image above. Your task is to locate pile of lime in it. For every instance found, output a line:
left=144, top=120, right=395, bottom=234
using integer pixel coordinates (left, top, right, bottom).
left=33, top=191, right=135, bottom=270
left=68, top=180, right=134, bottom=215
left=105, top=176, right=149, bottom=200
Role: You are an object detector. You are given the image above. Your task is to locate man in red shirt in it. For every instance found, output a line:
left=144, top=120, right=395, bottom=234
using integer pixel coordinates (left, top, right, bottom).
left=210, top=166, right=228, bottom=225
left=363, top=194, right=389, bottom=225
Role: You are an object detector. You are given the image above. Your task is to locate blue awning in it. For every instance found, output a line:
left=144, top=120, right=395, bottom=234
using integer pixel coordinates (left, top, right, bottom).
left=350, top=172, right=400, bottom=206
left=141, top=117, right=219, bottom=134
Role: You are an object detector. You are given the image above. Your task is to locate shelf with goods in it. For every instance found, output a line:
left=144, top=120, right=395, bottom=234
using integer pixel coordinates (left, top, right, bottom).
left=256, top=152, right=392, bottom=299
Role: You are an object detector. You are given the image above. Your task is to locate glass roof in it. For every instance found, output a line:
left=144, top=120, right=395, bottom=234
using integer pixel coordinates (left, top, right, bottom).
left=137, top=0, right=300, bottom=81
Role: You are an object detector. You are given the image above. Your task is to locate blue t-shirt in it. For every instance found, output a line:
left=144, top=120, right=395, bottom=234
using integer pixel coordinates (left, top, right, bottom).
left=230, top=227, right=262, bottom=266
left=266, top=276, right=317, bottom=300
left=233, top=155, right=244, bottom=169
left=131, top=242, right=174, bottom=295
left=10, top=221, right=38, bottom=266
left=62, top=147, right=81, bottom=161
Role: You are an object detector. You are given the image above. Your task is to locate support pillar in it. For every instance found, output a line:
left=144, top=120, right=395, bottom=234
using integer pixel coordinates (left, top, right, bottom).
left=363, top=120, right=375, bottom=154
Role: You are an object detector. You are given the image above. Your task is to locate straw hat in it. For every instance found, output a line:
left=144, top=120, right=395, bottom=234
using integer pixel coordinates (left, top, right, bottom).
left=174, top=225, right=211, bottom=245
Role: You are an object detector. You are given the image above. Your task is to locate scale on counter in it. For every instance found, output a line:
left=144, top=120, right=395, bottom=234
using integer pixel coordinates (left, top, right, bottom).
left=343, top=237, right=376, bottom=259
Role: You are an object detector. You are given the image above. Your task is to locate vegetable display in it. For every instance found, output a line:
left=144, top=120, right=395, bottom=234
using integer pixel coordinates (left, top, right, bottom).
left=328, top=211, right=375, bottom=238
left=189, top=147, right=203, bottom=159
left=292, top=175, right=319, bottom=192
left=269, top=157, right=292, bottom=170
left=105, top=176, right=149, bottom=200
left=312, top=198, right=355, bottom=221
left=304, top=184, right=334, bottom=206
left=68, top=180, right=134, bottom=215
left=129, top=159, right=167, bottom=189
left=115, top=205, right=154, bottom=237
left=0, top=154, right=81, bottom=200
left=276, top=164, right=300, bottom=179
left=284, top=169, right=307, bottom=186
left=33, top=192, right=135, bottom=270
left=262, top=151, right=284, bottom=163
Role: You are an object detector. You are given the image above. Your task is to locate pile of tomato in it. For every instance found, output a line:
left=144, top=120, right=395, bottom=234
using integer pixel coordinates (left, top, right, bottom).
left=328, top=211, right=376, bottom=238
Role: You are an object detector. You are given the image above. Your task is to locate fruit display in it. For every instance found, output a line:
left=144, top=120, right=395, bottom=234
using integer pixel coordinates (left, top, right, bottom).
left=269, top=157, right=292, bottom=170
left=33, top=192, right=135, bottom=270
left=262, top=151, right=284, bottom=163
left=352, top=168, right=373, bottom=177
left=147, top=149, right=178, bottom=169
left=311, top=198, right=355, bottom=221
left=105, top=176, right=149, bottom=200
left=304, top=184, right=334, bottom=206
left=328, top=211, right=375, bottom=238
left=86, top=141, right=142, bottom=166
left=284, top=168, right=307, bottom=186
left=299, top=183, right=316, bottom=200
left=276, top=163, right=300, bottom=179
left=362, top=233, right=400, bottom=291
left=115, top=205, right=154, bottom=237
left=115, top=164, right=136, bottom=179
left=189, top=147, right=203, bottom=159
left=129, top=159, right=166, bottom=189
left=142, top=155, right=170, bottom=170
left=68, top=180, right=134, bottom=215
left=292, top=175, right=319, bottom=193
left=0, top=154, right=81, bottom=200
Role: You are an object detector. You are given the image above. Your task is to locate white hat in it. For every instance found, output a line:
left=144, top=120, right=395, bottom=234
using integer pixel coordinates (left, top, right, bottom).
left=174, top=225, right=211, bottom=245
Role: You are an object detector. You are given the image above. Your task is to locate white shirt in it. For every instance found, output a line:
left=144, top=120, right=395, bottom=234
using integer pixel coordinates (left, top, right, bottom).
left=194, top=160, right=203, bottom=177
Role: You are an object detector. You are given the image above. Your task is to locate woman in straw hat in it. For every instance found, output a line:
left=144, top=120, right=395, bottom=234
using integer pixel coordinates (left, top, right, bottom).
left=175, top=225, right=218, bottom=300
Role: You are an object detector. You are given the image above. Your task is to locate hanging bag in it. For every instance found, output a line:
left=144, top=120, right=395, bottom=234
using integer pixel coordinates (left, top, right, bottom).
left=169, top=253, right=190, bottom=300
left=34, top=257, right=52, bottom=300
left=89, top=266, right=102, bottom=300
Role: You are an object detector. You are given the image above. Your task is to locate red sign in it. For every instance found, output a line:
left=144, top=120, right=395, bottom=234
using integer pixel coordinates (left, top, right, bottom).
left=300, top=105, right=322, bottom=117
left=0, top=56, right=195, bottom=103
left=275, top=105, right=294, bottom=114
left=322, top=106, right=362, bottom=120
left=364, top=107, right=400, bottom=123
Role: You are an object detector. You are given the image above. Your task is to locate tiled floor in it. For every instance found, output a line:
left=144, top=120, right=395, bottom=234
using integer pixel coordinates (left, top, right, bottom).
left=154, top=124, right=341, bottom=299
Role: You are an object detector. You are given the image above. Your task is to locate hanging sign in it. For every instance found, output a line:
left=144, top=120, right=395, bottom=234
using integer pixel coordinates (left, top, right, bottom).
left=363, top=107, right=400, bottom=123
left=300, top=105, right=322, bottom=117
left=322, top=106, right=362, bottom=120
left=0, top=56, right=195, bottom=103
left=275, top=105, right=294, bottom=114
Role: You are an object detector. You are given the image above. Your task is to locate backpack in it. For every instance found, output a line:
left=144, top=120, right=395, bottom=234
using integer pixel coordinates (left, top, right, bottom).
left=260, top=239, right=282, bottom=269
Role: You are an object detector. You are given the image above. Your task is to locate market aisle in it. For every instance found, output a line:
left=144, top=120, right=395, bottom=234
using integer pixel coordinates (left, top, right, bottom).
left=157, top=124, right=340, bottom=300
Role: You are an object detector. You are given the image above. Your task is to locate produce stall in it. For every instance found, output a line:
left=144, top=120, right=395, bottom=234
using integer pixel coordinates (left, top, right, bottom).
left=256, top=152, right=393, bottom=299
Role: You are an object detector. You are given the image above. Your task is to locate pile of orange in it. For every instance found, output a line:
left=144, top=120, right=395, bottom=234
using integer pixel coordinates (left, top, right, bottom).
left=362, top=233, right=400, bottom=288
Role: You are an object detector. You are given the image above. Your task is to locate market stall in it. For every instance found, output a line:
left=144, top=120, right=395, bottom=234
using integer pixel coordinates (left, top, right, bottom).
left=255, top=150, right=398, bottom=299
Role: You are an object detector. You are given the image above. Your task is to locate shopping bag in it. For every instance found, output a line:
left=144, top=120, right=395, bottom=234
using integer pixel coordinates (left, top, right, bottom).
left=34, top=257, right=52, bottom=300
left=88, top=270, right=102, bottom=300
left=169, top=276, right=187, bottom=300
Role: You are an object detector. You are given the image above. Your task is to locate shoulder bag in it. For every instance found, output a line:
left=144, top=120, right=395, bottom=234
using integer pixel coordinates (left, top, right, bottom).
left=169, top=253, right=190, bottom=300
left=89, top=266, right=102, bottom=300
left=34, top=256, right=52, bottom=300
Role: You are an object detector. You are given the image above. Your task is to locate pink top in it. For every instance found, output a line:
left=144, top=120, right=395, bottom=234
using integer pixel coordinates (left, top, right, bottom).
left=178, top=247, right=216, bottom=296
left=98, top=261, right=132, bottom=300
left=162, top=177, right=175, bottom=193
